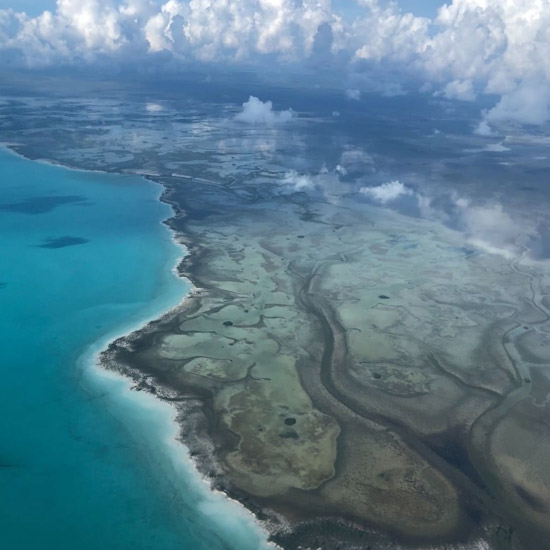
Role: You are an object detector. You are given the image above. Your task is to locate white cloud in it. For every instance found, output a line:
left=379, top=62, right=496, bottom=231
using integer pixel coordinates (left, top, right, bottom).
left=485, top=81, right=550, bottom=126
left=146, top=102, right=164, bottom=112
left=464, top=140, right=512, bottom=153
left=280, top=170, right=315, bottom=192
left=474, top=120, right=498, bottom=137
left=0, top=0, right=336, bottom=65
left=442, top=79, right=476, bottom=101
left=1, top=0, right=550, bottom=126
left=234, top=96, right=294, bottom=125
left=149, top=0, right=335, bottom=62
left=345, top=88, right=360, bottom=101
left=352, top=3, right=430, bottom=64
left=360, top=180, right=413, bottom=204
left=454, top=198, right=535, bottom=259
left=335, top=164, right=347, bottom=175
left=144, top=2, right=187, bottom=54
left=483, top=142, right=511, bottom=153
left=415, top=190, right=537, bottom=259
left=424, top=0, right=550, bottom=124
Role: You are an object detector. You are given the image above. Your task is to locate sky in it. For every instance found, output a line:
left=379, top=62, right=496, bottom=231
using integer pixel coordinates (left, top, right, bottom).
left=0, top=1, right=445, bottom=18
left=331, top=0, right=444, bottom=19
left=0, top=1, right=56, bottom=15
left=0, top=0, right=549, bottom=129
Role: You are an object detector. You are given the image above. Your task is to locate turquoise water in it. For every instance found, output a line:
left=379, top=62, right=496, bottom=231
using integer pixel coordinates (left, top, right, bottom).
left=0, top=148, right=269, bottom=550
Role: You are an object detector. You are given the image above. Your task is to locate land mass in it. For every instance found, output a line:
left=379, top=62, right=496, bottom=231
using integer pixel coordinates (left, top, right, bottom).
left=103, top=172, right=550, bottom=550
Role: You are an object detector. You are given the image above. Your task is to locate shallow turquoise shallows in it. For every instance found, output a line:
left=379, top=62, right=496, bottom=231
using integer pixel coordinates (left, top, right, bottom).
left=0, top=148, right=268, bottom=550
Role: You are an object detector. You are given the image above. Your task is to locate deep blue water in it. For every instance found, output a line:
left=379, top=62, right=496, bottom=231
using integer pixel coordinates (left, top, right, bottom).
left=0, top=148, right=269, bottom=550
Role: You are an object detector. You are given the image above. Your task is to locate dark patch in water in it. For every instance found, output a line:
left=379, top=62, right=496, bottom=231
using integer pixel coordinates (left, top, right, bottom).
left=0, top=195, right=87, bottom=214
left=284, top=417, right=296, bottom=426
left=37, top=236, right=89, bottom=249
left=425, top=430, right=486, bottom=489
left=279, top=429, right=299, bottom=439
left=378, top=295, right=390, bottom=300
left=0, top=282, right=6, bottom=289
left=223, top=321, right=233, bottom=326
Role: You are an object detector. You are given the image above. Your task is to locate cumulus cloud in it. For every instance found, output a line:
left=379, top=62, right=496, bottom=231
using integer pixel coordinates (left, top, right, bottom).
left=234, top=96, right=294, bottom=125
left=0, top=0, right=335, bottom=65
left=413, top=189, right=539, bottom=259
left=335, top=164, right=347, bottom=176
left=1, top=0, right=550, bottom=126
left=275, top=165, right=357, bottom=196
left=453, top=198, right=534, bottom=259
left=0, top=0, right=157, bottom=65
left=442, top=79, right=476, bottom=102
left=352, top=2, right=430, bottom=64
left=280, top=170, right=315, bottom=192
left=485, top=81, right=550, bottom=126
left=360, top=180, right=413, bottom=204
left=424, top=0, right=550, bottom=124
left=474, top=120, right=498, bottom=137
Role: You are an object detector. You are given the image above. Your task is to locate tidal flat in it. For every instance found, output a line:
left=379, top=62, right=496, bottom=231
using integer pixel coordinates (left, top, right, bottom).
left=2, top=78, right=550, bottom=549
left=106, top=176, right=550, bottom=549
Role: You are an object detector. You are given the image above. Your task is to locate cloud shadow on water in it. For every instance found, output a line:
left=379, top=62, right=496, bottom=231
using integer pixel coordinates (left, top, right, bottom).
left=36, top=236, right=89, bottom=249
left=0, top=195, right=88, bottom=214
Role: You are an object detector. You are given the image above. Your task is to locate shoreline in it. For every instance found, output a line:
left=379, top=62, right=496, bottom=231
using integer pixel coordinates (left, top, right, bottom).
left=98, top=176, right=496, bottom=550
left=82, top=321, right=280, bottom=550
left=0, top=143, right=279, bottom=550
left=99, top=169, right=532, bottom=550
left=1, top=143, right=518, bottom=550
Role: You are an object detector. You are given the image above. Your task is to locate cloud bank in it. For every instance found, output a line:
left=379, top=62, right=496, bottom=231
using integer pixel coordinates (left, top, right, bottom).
left=1, top=0, right=550, bottom=126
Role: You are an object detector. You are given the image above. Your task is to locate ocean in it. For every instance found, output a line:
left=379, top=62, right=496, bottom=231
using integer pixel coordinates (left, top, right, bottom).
left=0, top=147, right=270, bottom=550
